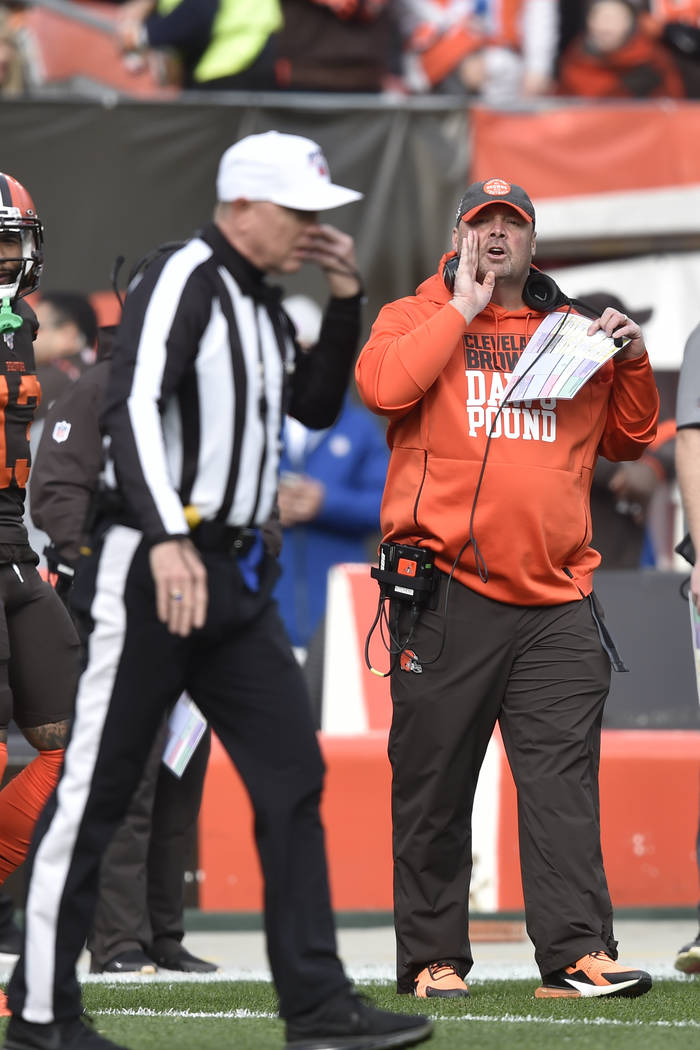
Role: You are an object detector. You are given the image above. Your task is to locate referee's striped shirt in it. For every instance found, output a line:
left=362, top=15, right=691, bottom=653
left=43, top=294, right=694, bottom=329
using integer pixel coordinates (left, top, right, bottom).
left=101, top=223, right=359, bottom=545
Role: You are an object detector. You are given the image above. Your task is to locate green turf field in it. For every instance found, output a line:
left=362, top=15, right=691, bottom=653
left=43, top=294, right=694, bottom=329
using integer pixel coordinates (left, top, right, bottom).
left=3, top=978, right=697, bottom=1050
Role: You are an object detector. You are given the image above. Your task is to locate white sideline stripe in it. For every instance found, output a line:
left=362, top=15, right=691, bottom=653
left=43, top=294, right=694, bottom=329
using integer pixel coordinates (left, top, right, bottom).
left=96, top=1008, right=275, bottom=1019
left=437, top=1014, right=700, bottom=1029
left=92, top=1007, right=700, bottom=1029
left=24, top=526, right=141, bottom=1024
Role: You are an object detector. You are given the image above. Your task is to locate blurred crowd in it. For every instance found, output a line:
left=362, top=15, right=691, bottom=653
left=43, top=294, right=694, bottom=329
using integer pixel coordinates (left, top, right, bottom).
left=1, top=1, right=700, bottom=101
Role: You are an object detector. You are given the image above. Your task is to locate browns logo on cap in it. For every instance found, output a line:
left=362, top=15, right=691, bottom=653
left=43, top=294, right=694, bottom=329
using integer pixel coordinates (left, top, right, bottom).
left=456, top=178, right=535, bottom=225
left=483, top=178, right=512, bottom=196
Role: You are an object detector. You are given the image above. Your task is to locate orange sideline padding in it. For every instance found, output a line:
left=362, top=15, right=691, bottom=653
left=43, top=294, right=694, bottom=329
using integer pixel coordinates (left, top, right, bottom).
left=198, top=731, right=393, bottom=912
left=470, top=103, right=700, bottom=199
left=198, top=727, right=700, bottom=912
left=496, top=729, right=700, bottom=910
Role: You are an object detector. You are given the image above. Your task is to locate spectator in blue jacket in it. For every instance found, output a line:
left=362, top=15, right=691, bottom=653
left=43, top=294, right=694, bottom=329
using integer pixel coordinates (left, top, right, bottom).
left=276, top=398, right=389, bottom=650
left=275, top=296, right=388, bottom=654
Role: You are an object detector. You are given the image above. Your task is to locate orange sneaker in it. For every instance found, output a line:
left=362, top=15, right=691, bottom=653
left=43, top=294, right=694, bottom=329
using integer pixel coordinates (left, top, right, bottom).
left=535, top=951, right=652, bottom=999
left=0, top=989, right=10, bottom=1017
left=414, top=962, right=469, bottom=998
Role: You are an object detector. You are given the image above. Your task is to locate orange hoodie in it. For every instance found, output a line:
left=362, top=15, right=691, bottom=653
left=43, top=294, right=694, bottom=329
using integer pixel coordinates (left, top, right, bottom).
left=355, top=257, right=660, bottom=605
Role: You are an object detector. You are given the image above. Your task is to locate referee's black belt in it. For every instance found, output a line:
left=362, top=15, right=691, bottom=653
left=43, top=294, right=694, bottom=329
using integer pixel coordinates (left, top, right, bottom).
left=191, top=522, right=258, bottom=558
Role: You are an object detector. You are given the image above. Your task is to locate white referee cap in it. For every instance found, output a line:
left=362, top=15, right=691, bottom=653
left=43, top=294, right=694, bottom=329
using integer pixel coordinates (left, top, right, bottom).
left=216, top=131, right=362, bottom=212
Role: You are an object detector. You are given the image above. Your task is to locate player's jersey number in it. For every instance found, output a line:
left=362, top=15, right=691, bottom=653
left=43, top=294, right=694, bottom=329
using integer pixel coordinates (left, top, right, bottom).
left=0, top=374, right=41, bottom=488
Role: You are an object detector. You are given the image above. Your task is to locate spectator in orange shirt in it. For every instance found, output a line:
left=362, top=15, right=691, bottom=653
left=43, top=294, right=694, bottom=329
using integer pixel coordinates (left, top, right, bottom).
left=646, top=0, right=700, bottom=97
left=583, top=291, right=676, bottom=570
left=398, top=0, right=559, bottom=102
left=558, top=0, right=685, bottom=98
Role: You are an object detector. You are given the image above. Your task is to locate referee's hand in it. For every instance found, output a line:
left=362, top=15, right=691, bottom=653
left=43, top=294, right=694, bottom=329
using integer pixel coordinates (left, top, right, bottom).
left=149, top=538, right=208, bottom=637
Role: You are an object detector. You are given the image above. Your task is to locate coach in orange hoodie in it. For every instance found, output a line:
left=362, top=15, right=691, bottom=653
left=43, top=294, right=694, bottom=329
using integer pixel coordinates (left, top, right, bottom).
left=355, top=178, right=659, bottom=1001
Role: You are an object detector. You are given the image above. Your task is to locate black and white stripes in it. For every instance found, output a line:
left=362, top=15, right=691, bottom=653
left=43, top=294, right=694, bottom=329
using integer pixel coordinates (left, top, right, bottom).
left=101, top=224, right=294, bottom=545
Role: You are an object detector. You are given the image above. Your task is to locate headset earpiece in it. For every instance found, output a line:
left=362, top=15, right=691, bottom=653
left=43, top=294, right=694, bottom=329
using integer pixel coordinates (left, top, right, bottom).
left=443, top=254, right=458, bottom=293
left=521, top=269, right=570, bottom=312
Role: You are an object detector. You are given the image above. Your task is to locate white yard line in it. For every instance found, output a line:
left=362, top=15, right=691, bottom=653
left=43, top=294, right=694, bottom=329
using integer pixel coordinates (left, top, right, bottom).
left=96, top=1008, right=276, bottom=1019
left=437, top=1014, right=700, bottom=1029
left=92, top=1007, right=700, bottom=1029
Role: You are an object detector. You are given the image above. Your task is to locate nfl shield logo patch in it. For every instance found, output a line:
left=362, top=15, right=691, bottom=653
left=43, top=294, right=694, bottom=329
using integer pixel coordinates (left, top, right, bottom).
left=51, top=420, right=72, bottom=443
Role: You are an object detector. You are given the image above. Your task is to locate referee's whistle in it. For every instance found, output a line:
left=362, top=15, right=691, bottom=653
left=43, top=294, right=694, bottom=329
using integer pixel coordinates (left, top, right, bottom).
left=184, top=504, right=202, bottom=529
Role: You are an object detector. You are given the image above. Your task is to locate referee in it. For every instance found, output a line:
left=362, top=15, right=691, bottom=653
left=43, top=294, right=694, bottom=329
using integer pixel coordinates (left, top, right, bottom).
left=4, top=133, right=433, bottom=1050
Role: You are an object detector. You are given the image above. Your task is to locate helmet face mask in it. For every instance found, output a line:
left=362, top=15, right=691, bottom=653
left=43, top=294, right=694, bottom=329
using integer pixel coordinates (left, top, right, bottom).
left=0, top=173, right=44, bottom=300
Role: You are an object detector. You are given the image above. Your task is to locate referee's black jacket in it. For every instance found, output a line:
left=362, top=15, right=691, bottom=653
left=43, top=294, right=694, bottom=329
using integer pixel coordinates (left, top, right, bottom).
left=100, top=222, right=361, bottom=547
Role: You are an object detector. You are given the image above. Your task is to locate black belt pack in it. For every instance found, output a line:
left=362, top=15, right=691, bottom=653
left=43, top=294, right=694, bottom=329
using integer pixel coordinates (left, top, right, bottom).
left=191, top=522, right=258, bottom=558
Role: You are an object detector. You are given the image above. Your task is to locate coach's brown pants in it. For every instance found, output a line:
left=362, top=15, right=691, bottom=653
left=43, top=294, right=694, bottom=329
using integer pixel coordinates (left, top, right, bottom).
left=389, top=575, right=615, bottom=992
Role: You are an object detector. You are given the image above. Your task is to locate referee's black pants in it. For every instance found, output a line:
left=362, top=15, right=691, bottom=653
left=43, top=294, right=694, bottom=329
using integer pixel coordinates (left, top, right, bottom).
left=390, top=574, right=615, bottom=993
left=8, top=525, right=349, bottom=1023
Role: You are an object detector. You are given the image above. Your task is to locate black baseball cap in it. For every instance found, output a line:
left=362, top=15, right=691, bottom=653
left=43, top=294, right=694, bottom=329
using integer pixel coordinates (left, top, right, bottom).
left=457, top=178, right=535, bottom=225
